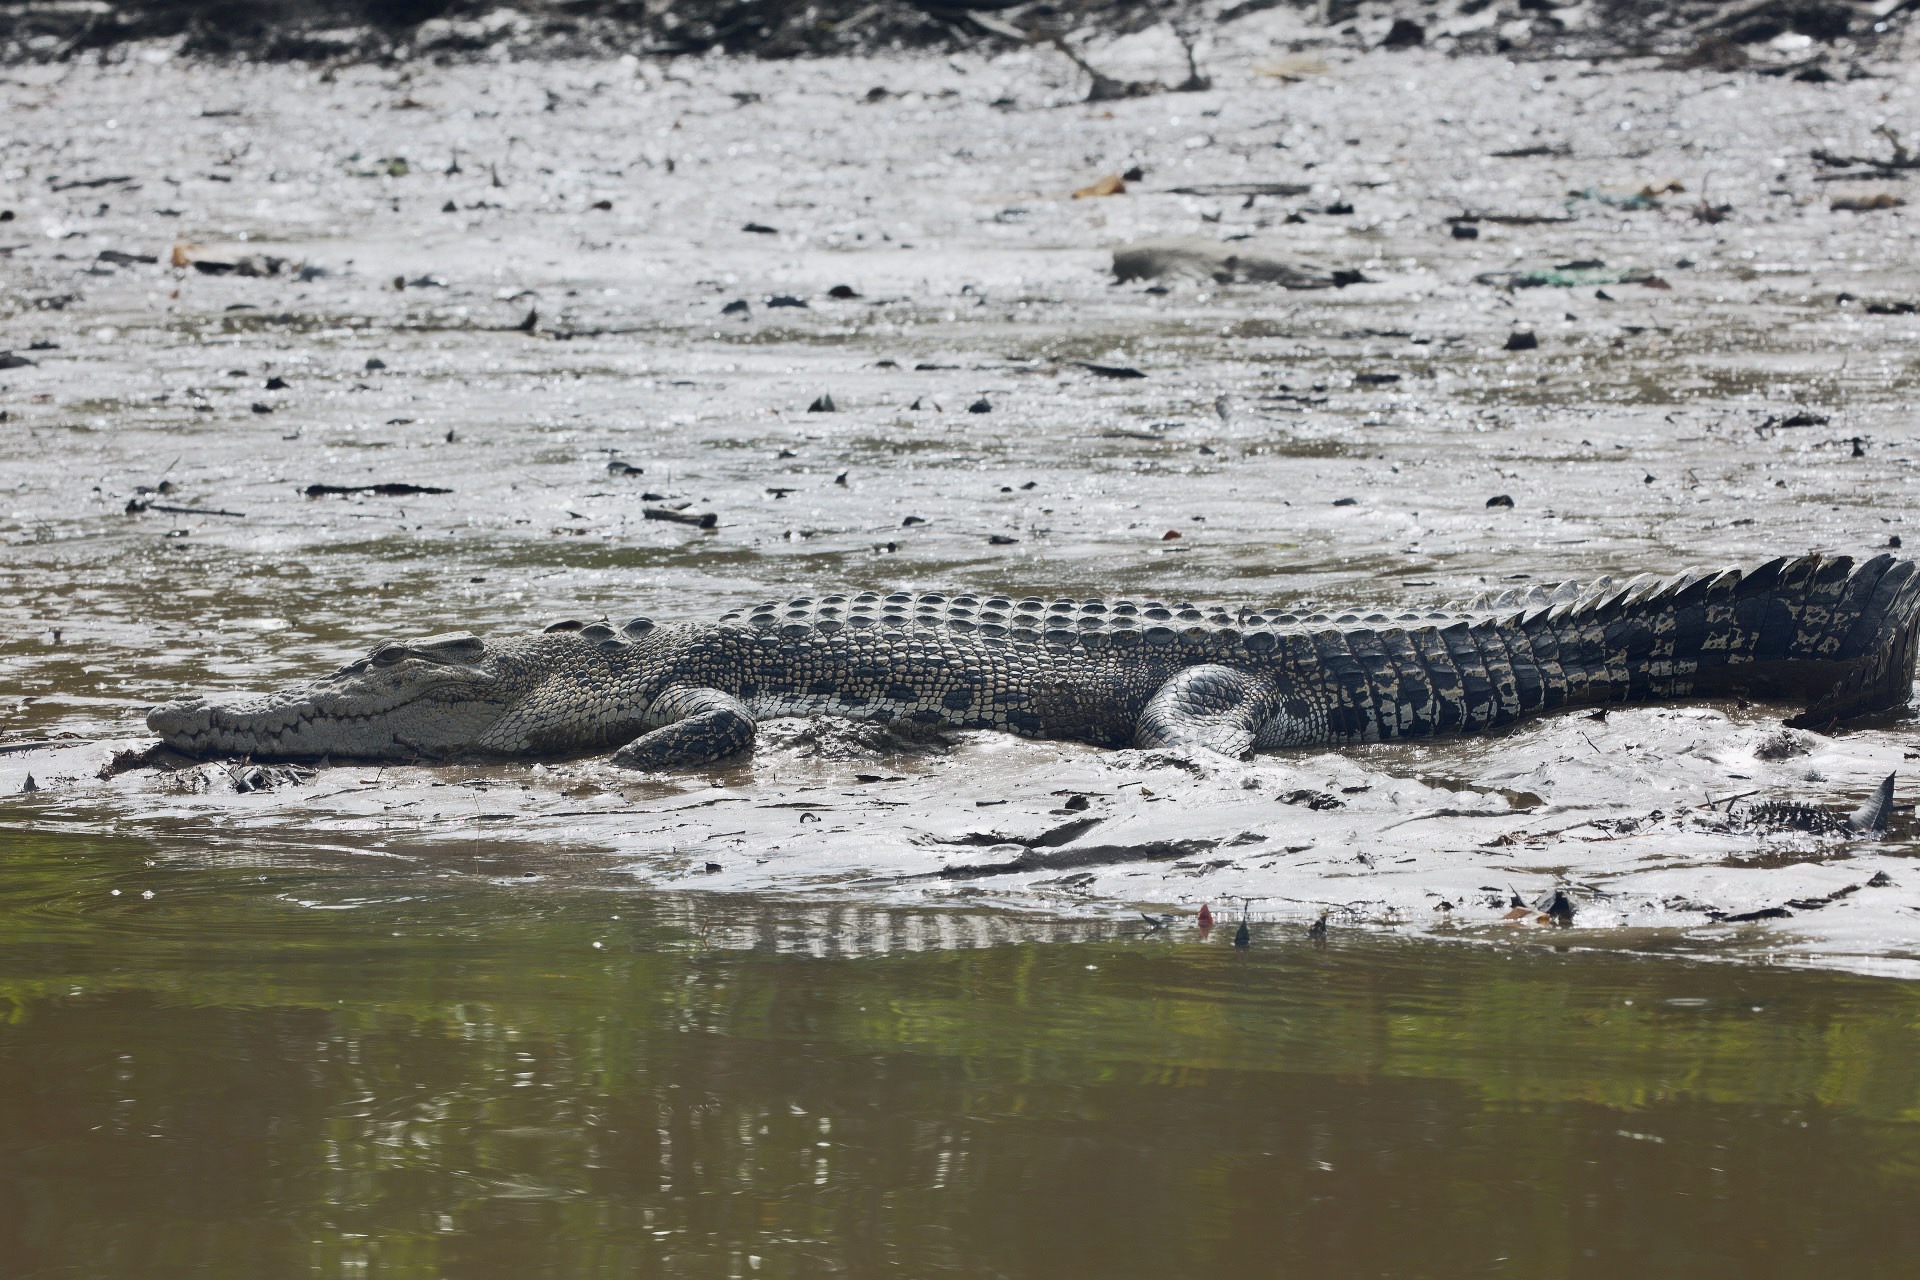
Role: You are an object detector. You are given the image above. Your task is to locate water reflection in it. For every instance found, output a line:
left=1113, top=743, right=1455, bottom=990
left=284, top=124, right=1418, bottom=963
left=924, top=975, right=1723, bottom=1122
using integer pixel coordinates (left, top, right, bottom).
left=3, top=827, right=1919, bottom=1277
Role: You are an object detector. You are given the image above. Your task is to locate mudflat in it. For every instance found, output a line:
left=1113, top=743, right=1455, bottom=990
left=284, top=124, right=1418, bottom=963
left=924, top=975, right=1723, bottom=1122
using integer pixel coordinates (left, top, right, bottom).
left=5, top=16, right=1920, bottom=972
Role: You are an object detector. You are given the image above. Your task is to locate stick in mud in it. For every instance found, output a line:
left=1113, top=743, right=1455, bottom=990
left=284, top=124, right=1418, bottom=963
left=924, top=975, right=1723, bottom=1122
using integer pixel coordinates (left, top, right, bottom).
left=304, top=483, right=453, bottom=497
left=643, top=506, right=718, bottom=528
left=125, top=500, right=246, bottom=517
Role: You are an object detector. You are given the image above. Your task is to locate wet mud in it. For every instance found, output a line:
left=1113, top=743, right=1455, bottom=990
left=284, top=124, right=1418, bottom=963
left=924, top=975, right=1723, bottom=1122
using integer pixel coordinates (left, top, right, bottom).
left=6, top=15, right=1920, bottom=973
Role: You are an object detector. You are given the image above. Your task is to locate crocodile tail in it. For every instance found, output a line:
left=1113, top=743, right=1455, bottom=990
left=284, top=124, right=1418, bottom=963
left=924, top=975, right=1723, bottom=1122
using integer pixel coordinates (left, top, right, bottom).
left=1246, top=555, right=1919, bottom=746
left=1848, top=773, right=1897, bottom=834
left=1516, top=553, right=1920, bottom=723
left=1790, top=558, right=1920, bottom=725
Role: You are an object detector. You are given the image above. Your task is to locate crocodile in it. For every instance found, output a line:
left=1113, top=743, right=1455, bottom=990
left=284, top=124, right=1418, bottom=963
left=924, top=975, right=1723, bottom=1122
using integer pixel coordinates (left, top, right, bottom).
left=1739, top=772, right=1897, bottom=836
left=147, top=553, right=1920, bottom=770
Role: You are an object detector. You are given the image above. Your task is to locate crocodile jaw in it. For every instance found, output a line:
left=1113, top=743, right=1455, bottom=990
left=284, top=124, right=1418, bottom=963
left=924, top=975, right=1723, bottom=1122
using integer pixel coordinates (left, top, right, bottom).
left=147, top=687, right=508, bottom=761
left=148, top=639, right=513, bottom=761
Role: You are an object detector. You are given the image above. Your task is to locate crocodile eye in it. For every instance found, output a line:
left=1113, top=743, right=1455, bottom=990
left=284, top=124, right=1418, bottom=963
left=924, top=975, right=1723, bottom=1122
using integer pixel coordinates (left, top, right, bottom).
left=369, top=643, right=410, bottom=667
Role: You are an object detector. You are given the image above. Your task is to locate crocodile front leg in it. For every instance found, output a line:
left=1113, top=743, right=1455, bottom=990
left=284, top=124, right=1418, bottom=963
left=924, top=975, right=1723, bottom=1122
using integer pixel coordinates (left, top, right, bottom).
left=611, top=687, right=756, bottom=769
left=1133, top=665, right=1282, bottom=758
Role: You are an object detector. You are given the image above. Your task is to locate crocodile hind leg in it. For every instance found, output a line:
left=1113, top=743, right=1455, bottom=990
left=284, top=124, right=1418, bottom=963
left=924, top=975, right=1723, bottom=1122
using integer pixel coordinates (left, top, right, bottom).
left=611, top=687, right=756, bottom=769
left=1134, top=665, right=1283, bottom=758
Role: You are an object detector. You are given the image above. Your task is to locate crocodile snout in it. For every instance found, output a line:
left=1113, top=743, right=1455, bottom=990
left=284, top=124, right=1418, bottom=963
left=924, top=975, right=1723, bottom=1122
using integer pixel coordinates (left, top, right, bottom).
left=147, top=697, right=212, bottom=742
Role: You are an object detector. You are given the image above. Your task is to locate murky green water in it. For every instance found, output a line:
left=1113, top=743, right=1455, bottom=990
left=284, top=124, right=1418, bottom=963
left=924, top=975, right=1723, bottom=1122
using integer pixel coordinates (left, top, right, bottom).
left=3, top=826, right=1919, bottom=1278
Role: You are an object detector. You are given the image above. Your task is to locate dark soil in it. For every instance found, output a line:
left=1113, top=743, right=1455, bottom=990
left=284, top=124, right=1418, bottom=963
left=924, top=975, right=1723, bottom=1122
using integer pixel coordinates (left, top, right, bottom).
left=0, top=0, right=1901, bottom=64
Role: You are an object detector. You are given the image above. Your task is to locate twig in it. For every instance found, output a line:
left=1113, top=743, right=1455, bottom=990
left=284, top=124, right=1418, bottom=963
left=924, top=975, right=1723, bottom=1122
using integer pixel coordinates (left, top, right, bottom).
left=125, top=500, right=246, bottom=518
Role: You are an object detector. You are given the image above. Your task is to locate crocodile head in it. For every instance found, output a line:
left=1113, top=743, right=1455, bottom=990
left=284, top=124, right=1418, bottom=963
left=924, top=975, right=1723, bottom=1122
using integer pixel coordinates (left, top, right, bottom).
left=148, top=631, right=560, bottom=761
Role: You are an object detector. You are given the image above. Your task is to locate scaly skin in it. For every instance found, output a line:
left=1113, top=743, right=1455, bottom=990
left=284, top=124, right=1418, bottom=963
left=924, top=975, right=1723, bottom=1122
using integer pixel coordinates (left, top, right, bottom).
left=147, top=554, right=1920, bottom=768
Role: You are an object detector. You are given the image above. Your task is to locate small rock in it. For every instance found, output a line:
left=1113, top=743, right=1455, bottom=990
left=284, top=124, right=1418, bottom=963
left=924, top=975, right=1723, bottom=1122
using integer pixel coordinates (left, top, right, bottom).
left=1112, top=237, right=1344, bottom=289
left=441, top=200, right=457, bottom=213
left=1537, top=889, right=1575, bottom=926
left=721, top=298, right=749, bottom=315
left=365, top=357, right=387, bottom=371
left=827, top=284, right=860, bottom=299
left=1505, top=330, right=1539, bottom=351
left=1380, top=18, right=1425, bottom=48
left=20, top=773, right=37, bottom=793
left=1451, top=222, right=1479, bottom=239
left=767, top=295, right=808, bottom=308
left=742, top=222, right=778, bottom=234
left=1486, top=494, right=1514, bottom=508
left=807, top=394, right=837, bottom=413
left=264, top=375, right=288, bottom=390
left=968, top=398, right=992, bottom=413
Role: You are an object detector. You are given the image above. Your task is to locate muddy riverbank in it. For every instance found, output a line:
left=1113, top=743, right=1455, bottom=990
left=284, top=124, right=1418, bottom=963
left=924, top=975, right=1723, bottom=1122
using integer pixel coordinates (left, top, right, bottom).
left=5, top=15, right=1920, bottom=973
left=2, top=0, right=1904, bottom=65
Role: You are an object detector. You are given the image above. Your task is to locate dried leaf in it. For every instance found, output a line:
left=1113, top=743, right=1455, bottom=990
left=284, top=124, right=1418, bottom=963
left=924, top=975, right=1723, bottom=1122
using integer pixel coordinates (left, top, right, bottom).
left=1253, top=56, right=1329, bottom=81
left=1073, top=174, right=1127, bottom=199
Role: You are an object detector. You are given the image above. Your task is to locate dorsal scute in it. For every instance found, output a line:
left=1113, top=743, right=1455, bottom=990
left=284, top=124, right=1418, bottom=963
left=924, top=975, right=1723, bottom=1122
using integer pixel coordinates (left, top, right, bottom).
left=704, top=589, right=1439, bottom=645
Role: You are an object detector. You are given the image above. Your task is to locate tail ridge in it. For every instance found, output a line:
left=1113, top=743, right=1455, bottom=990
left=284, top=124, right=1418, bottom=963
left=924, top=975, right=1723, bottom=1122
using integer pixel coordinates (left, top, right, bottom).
left=1482, top=553, right=1920, bottom=722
